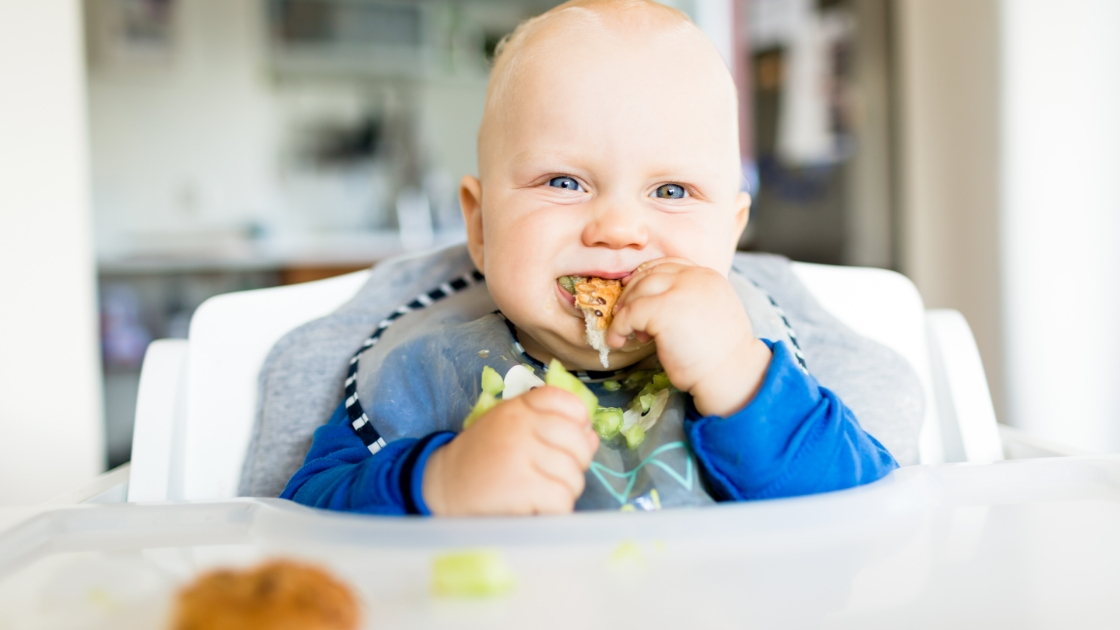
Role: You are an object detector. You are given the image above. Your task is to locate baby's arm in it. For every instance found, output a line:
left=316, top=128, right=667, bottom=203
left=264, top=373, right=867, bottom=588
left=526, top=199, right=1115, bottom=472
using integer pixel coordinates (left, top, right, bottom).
left=609, top=258, right=896, bottom=499
left=685, top=340, right=897, bottom=500
left=281, top=401, right=454, bottom=514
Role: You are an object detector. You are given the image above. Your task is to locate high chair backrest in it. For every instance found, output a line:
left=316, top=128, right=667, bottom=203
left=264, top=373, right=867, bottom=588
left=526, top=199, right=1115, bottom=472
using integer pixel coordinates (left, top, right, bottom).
left=129, top=261, right=1000, bottom=502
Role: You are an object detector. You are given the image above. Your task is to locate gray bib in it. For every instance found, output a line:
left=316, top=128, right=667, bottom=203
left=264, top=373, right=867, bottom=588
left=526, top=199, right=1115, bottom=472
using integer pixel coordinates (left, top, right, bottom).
left=348, top=267, right=801, bottom=511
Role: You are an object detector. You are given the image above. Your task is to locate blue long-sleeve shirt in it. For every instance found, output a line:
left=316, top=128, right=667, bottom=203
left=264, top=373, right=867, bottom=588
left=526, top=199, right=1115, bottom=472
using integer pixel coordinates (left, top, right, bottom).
left=281, top=340, right=898, bottom=513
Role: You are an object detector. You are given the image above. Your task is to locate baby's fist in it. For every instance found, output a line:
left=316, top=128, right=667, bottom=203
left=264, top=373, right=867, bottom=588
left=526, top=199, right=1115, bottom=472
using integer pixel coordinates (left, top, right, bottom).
left=422, top=386, right=599, bottom=516
left=608, top=258, right=771, bottom=417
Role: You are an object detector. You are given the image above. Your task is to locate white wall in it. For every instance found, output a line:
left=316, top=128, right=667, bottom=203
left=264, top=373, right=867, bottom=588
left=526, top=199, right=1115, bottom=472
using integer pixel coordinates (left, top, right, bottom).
left=87, top=0, right=282, bottom=239
left=0, top=0, right=105, bottom=503
left=893, top=0, right=1004, bottom=419
left=87, top=0, right=488, bottom=243
left=1001, top=0, right=1120, bottom=452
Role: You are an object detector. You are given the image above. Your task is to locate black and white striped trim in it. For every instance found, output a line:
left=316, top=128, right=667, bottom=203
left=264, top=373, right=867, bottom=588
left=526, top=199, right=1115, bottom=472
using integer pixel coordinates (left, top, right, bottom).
left=739, top=274, right=807, bottom=371
left=497, top=312, right=629, bottom=382
left=761, top=291, right=807, bottom=370
left=345, top=269, right=486, bottom=453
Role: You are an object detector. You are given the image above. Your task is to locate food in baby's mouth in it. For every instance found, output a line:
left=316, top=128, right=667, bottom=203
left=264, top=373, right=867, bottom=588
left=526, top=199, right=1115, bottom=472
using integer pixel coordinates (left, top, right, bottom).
left=171, top=559, right=359, bottom=630
left=559, top=275, right=622, bottom=368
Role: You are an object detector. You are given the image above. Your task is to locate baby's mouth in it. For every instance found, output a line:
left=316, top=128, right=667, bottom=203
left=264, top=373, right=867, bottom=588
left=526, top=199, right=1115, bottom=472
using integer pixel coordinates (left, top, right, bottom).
left=557, top=274, right=625, bottom=369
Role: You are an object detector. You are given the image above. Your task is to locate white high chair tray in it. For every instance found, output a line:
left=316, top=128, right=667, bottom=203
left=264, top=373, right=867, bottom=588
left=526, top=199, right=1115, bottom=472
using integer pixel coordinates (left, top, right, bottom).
left=2, top=456, right=1119, bottom=629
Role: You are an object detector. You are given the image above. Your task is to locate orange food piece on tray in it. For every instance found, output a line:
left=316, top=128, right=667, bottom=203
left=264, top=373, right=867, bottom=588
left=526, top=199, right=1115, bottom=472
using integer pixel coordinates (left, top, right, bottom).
left=171, top=559, right=359, bottom=630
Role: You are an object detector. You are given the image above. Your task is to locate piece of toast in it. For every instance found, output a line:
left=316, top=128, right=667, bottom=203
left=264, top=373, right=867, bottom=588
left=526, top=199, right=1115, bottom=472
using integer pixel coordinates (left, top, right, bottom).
left=573, top=277, right=622, bottom=368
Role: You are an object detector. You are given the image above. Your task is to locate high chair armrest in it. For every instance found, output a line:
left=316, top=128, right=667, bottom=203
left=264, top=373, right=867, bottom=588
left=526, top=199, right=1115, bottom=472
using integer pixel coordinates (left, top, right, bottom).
left=926, top=309, right=1003, bottom=463
left=998, top=424, right=1092, bottom=459
left=46, top=464, right=131, bottom=504
left=128, top=339, right=189, bottom=502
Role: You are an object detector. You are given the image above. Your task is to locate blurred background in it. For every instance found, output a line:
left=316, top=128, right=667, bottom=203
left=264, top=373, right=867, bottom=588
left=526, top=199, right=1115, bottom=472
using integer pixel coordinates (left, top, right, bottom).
left=1, top=0, right=1117, bottom=502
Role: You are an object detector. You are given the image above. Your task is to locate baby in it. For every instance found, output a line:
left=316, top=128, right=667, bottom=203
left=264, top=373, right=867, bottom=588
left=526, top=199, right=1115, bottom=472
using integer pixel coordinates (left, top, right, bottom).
left=279, top=0, right=897, bottom=515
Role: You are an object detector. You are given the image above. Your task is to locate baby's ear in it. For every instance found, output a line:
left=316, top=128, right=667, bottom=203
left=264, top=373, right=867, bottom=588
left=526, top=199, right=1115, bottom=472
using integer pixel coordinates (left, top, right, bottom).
left=459, top=175, right=485, bottom=270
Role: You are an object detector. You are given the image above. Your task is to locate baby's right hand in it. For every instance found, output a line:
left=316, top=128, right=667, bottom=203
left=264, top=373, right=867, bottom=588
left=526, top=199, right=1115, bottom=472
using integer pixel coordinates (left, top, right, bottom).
left=422, top=386, right=599, bottom=516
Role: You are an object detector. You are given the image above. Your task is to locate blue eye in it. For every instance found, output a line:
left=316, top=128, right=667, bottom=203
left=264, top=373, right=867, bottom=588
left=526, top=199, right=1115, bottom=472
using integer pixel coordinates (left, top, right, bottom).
left=548, top=176, right=582, bottom=192
left=653, top=183, right=687, bottom=199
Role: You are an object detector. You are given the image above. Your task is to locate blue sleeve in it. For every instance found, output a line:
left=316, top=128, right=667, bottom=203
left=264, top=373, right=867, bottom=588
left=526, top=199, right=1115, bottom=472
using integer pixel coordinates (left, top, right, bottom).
left=685, top=340, right=898, bottom=501
left=280, top=401, right=455, bottom=515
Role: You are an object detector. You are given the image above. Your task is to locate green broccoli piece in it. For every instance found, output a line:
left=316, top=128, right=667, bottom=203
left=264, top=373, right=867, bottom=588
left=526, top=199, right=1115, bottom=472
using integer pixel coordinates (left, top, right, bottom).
left=431, top=550, right=515, bottom=598
left=622, top=424, right=646, bottom=449
left=545, top=359, right=599, bottom=417
left=462, top=392, right=499, bottom=429
left=592, top=407, right=624, bottom=440
left=481, top=365, right=504, bottom=396
left=558, top=275, right=578, bottom=294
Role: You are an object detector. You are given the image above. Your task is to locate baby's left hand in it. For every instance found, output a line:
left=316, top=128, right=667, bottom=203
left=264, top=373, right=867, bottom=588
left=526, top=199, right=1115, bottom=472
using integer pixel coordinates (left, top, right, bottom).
left=606, top=258, right=772, bottom=417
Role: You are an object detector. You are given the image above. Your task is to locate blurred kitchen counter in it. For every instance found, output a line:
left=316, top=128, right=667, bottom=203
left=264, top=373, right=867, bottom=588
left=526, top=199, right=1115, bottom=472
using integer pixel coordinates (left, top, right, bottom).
left=97, top=229, right=466, bottom=277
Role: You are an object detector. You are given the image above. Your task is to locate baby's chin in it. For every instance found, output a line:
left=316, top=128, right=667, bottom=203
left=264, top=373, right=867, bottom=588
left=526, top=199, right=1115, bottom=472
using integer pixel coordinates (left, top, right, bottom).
left=551, top=329, right=656, bottom=372
left=508, top=309, right=652, bottom=371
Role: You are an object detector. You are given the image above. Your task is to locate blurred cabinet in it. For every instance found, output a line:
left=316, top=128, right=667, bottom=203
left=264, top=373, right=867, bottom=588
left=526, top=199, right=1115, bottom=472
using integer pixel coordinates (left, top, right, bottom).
left=96, top=235, right=414, bottom=468
left=741, top=0, right=895, bottom=268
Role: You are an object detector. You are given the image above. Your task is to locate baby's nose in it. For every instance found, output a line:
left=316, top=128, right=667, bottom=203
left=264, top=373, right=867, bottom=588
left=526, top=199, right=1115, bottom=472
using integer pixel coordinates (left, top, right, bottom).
left=581, top=200, right=648, bottom=250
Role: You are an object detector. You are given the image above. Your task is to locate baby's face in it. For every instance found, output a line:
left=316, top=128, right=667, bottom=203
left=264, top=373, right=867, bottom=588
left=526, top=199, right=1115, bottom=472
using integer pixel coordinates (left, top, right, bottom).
left=462, top=22, right=750, bottom=370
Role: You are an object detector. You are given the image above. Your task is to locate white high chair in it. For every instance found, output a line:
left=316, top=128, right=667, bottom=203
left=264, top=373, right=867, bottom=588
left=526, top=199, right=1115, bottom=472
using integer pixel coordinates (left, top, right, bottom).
left=126, top=260, right=1008, bottom=502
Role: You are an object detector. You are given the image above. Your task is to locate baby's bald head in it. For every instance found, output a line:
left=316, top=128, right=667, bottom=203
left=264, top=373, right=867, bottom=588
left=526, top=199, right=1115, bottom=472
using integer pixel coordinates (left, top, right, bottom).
left=457, top=1, right=752, bottom=371
left=477, top=0, right=740, bottom=181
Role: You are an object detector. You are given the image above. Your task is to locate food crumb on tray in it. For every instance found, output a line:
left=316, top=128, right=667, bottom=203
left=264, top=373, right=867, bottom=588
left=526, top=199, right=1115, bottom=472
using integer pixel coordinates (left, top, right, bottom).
left=171, top=559, right=359, bottom=630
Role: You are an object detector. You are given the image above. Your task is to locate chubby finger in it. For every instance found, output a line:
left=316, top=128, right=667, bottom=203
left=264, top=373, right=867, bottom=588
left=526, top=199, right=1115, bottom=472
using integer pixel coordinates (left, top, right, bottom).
left=622, top=257, right=694, bottom=286
left=520, top=385, right=591, bottom=425
left=607, top=295, right=661, bottom=347
left=617, top=270, right=677, bottom=308
left=532, top=479, right=579, bottom=515
left=530, top=447, right=586, bottom=501
left=534, top=416, right=598, bottom=468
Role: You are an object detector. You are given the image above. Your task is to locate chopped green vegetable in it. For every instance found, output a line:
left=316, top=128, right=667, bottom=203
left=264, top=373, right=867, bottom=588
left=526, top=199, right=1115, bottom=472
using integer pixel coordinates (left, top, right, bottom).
left=602, top=379, right=621, bottom=392
left=610, top=540, right=644, bottom=564
left=480, top=365, right=504, bottom=396
left=622, top=370, right=653, bottom=390
left=431, top=550, right=515, bottom=598
left=558, top=275, right=578, bottom=294
left=622, top=424, right=646, bottom=449
left=592, top=407, right=624, bottom=439
left=652, top=373, right=671, bottom=390
left=463, top=392, right=499, bottom=429
left=545, top=359, right=598, bottom=417
left=639, top=392, right=656, bottom=413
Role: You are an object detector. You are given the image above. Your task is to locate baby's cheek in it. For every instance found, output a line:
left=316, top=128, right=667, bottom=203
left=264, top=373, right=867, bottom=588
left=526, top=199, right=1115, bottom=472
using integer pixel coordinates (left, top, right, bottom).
left=665, top=218, right=738, bottom=271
